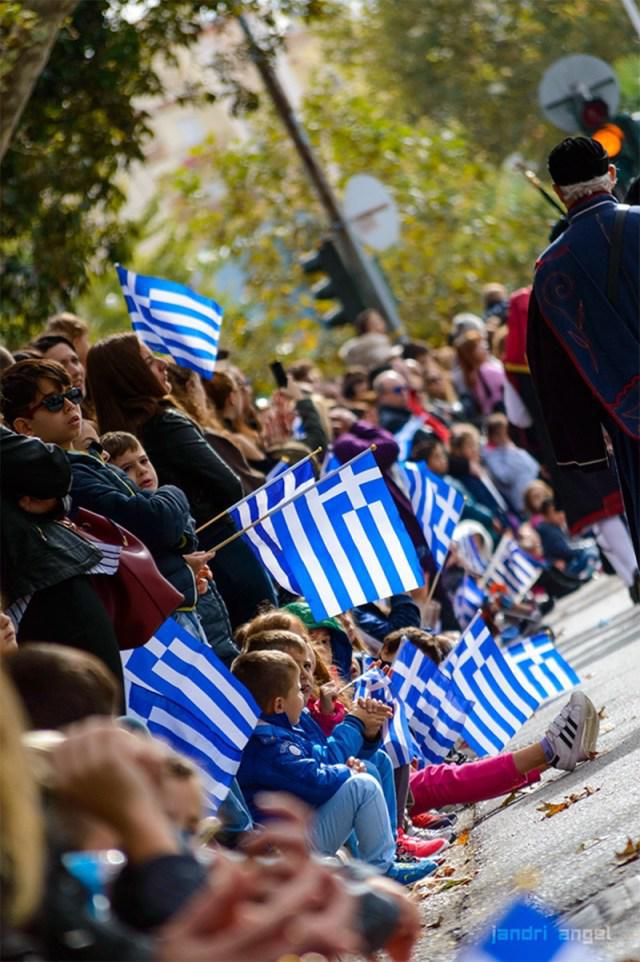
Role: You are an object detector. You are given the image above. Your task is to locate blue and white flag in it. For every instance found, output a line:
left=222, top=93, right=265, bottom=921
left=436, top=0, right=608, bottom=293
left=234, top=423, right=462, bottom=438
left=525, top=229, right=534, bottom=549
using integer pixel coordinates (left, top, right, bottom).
left=455, top=529, right=488, bottom=578
left=393, top=414, right=426, bottom=460
left=444, top=615, right=542, bottom=756
left=384, top=699, right=417, bottom=768
left=229, top=459, right=314, bottom=594
left=506, top=632, right=580, bottom=703
left=410, top=667, right=474, bottom=763
left=116, top=266, right=222, bottom=378
left=485, top=537, right=543, bottom=601
left=320, top=450, right=341, bottom=477
left=457, top=897, right=599, bottom=962
left=388, top=636, right=437, bottom=717
left=122, top=618, right=260, bottom=813
left=453, top=573, right=485, bottom=629
left=400, top=461, right=464, bottom=569
left=353, top=665, right=393, bottom=703
left=270, top=450, right=423, bottom=619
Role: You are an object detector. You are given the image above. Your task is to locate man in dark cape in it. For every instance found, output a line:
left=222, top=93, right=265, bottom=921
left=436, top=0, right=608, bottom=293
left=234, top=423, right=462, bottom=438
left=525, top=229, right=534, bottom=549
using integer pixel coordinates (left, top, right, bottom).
left=527, top=136, right=640, bottom=566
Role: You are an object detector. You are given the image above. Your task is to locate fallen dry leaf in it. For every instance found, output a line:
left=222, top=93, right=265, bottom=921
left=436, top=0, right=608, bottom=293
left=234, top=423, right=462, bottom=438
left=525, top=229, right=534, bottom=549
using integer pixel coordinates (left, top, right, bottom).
left=439, top=865, right=456, bottom=877
left=614, top=837, right=640, bottom=867
left=415, top=875, right=474, bottom=899
left=537, top=785, right=600, bottom=819
left=499, top=789, right=523, bottom=809
left=597, top=706, right=607, bottom=719
left=455, top=828, right=471, bottom=846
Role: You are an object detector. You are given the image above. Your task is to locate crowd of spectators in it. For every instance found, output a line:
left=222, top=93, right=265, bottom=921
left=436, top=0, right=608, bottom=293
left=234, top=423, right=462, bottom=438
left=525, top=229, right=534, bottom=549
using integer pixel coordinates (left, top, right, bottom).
left=0, top=289, right=631, bottom=960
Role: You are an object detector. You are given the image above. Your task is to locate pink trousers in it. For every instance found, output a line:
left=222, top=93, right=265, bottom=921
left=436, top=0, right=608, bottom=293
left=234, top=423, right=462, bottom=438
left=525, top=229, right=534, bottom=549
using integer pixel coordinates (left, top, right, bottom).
left=409, top=753, right=541, bottom=814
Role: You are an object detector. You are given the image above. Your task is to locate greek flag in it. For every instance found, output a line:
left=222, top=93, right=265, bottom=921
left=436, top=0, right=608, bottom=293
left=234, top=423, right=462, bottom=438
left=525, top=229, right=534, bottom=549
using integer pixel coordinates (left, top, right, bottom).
left=443, top=615, right=542, bottom=756
left=410, top=667, right=474, bottom=763
left=229, top=459, right=314, bottom=595
left=354, top=665, right=416, bottom=767
left=506, top=632, right=580, bottom=702
left=389, top=636, right=437, bottom=716
left=400, top=462, right=464, bottom=568
left=455, top=530, right=488, bottom=577
left=269, top=450, right=423, bottom=619
left=353, top=665, right=393, bottom=703
left=457, top=897, right=598, bottom=962
left=453, top=573, right=485, bottom=629
left=320, top=450, right=341, bottom=476
left=116, top=266, right=222, bottom=378
left=485, top=537, right=543, bottom=601
left=122, top=618, right=260, bottom=813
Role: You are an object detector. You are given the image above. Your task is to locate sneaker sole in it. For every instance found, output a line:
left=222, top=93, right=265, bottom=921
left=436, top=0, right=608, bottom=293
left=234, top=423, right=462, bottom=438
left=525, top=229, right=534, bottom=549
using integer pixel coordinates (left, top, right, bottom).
left=575, top=692, right=599, bottom=759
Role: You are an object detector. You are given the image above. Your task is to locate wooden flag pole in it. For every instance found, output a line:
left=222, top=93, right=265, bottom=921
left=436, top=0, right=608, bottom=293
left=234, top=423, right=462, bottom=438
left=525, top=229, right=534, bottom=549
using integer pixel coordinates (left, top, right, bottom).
left=195, top=446, right=322, bottom=535
left=207, top=444, right=378, bottom=553
left=424, top=547, right=450, bottom=607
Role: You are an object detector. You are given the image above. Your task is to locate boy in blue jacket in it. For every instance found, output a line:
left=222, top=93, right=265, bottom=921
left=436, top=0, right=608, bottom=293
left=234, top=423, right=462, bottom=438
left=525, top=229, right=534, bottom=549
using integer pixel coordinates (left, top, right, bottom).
left=233, top=650, right=438, bottom=885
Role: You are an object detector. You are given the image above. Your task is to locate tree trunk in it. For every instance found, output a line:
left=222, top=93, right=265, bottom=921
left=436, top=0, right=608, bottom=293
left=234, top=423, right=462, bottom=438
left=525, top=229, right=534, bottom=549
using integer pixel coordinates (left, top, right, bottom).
left=0, top=0, right=79, bottom=164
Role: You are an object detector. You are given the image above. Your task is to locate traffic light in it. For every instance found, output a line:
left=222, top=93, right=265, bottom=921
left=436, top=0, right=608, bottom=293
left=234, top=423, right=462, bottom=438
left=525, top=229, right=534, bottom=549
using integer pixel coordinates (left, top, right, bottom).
left=300, top=238, right=367, bottom=328
left=579, top=98, right=640, bottom=194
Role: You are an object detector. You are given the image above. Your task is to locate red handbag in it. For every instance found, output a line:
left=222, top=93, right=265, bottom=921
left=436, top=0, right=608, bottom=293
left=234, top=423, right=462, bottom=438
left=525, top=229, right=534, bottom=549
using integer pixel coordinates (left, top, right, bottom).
left=73, top=507, right=184, bottom=650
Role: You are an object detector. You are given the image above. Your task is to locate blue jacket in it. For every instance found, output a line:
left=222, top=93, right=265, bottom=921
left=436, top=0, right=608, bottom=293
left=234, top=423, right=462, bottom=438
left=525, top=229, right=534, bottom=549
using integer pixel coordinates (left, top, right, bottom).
left=67, top=450, right=199, bottom=607
left=353, top=593, right=420, bottom=646
left=297, top=707, right=380, bottom=763
left=237, top=712, right=353, bottom=816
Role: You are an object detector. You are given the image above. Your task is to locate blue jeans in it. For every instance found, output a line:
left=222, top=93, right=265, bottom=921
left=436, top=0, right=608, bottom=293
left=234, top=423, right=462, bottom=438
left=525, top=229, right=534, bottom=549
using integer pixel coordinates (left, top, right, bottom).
left=310, top=774, right=396, bottom=872
left=363, top=749, right=397, bottom=835
left=173, top=608, right=209, bottom=645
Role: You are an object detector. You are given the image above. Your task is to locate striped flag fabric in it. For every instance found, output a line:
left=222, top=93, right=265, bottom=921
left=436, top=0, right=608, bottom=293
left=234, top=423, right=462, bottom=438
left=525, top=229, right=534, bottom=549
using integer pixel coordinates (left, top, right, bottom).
left=116, top=265, right=222, bottom=378
left=388, top=636, right=438, bottom=716
left=229, top=459, right=314, bottom=594
left=353, top=664, right=416, bottom=768
left=122, top=617, right=260, bottom=813
left=400, top=461, right=465, bottom=568
left=353, top=665, right=393, bottom=703
left=269, top=450, right=423, bottom=619
left=320, top=450, right=341, bottom=477
left=484, top=536, right=543, bottom=601
left=453, top=573, right=485, bottom=629
left=443, top=615, right=543, bottom=756
left=454, top=529, right=488, bottom=578
left=505, top=632, right=580, bottom=702
left=410, top=667, right=474, bottom=763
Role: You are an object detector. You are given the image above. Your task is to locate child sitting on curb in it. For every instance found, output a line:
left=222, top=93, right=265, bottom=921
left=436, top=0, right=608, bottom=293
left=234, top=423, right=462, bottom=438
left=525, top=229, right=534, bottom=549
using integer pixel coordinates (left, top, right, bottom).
left=232, top=650, right=439, bottom=885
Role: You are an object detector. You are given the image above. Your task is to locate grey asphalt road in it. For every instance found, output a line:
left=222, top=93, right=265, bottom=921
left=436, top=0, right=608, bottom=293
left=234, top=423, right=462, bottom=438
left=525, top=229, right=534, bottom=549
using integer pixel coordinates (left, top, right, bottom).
left=411, top=574, right=640, bottom=962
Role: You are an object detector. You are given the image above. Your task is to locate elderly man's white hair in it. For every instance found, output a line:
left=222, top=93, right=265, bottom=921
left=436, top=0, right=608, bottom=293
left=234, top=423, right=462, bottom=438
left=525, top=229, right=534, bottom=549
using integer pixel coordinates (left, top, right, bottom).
left=557, top=170, right=615, bottom=204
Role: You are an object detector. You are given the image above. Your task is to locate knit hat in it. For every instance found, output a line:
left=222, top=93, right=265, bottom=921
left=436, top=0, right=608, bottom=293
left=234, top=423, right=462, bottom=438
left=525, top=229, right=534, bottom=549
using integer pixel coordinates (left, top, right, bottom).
left=282, top=600, right=342, bottom=634
left=547, top=136, right=609, bottom=186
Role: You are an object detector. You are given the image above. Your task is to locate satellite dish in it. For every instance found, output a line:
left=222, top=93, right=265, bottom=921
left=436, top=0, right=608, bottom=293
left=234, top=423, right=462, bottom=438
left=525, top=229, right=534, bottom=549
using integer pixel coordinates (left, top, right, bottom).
left=538, top=55, right=620, bottom=133
left=343, top=174, right=399, bottom=251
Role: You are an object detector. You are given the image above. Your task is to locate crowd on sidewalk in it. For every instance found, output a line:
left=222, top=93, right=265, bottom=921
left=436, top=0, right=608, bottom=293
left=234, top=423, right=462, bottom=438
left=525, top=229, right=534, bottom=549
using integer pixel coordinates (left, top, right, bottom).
left=0, top=136, right=638, bottom=961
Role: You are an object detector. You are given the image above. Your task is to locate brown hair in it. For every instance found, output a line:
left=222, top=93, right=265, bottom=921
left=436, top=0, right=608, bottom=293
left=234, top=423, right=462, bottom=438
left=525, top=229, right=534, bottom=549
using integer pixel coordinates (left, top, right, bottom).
left=449, top=422, right=481, bottom=455
left=454, top=329, right=485, bottom=382
left=382, top=628, right=453, bottom=665
left=0, top=359, right=70, bottom=426
left=523, top=479, right=553, bottom=516
left=166, top=363, right=223, bottom=432
left=100, top=430, right=141, bottom=462
left=86, top=333, right=166, bottom=435
left=4, top=644, right=120, bottom=730
left=231, top=650, right=299, bottom=712
left=203, top=370, right=236, bottom=415
left=235, top=608, right=310, bottom=649
left=486, top=412, right=509, bottom=442
left=244, top=629, right=309, bottom=658
left=45, top=312, right=89, bottom=340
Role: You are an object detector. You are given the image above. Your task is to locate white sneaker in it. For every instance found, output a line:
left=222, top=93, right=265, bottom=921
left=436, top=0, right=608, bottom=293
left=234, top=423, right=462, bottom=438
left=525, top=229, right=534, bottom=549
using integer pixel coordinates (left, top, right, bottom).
left=544, top=691, right=599, bottom=771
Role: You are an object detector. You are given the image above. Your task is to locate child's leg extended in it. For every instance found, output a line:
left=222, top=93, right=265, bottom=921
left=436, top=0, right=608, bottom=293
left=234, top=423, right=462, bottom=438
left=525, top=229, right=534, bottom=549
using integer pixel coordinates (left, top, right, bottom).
left=409, top=750, right=543, bottom=814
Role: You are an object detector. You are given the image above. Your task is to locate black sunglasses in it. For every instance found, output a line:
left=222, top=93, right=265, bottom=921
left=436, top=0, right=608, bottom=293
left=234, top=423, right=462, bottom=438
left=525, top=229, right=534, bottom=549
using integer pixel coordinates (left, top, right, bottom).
left=27, top=386, right=83, bottom=417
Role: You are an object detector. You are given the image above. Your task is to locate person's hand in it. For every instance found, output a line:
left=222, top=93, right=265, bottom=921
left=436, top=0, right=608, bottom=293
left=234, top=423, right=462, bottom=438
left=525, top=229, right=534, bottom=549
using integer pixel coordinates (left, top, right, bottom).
left=0, top=613, right=18, bottom=654
left=318, top=680, right=339, bottom=714
left=346, top=755, right=367, bottom=774
left=183, top=550, right=215, bottom=595
left=49, top=718, right=180, bottom=861
left=366, top=875, right=421, bottom=962
left=350, top=696, right=393, bottom=738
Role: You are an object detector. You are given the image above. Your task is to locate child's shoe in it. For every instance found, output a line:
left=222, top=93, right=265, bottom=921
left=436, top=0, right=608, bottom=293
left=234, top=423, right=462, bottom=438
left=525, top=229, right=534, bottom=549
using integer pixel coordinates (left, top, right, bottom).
left=411, top=811, right=457, bottom=830
left=385, top=856, right=438, bottom=885
left=405, top=823, right=456, bottom=843
left=542, top=691, right=599, bottom=771
left=397, top=830, right=448, bottom=858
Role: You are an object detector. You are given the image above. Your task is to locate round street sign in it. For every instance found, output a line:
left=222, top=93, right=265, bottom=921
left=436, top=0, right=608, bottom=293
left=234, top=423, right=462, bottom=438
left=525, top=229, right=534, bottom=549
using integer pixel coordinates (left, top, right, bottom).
left=343, top=174, right=400, bottom=251
left=538, top=55, right=619, bottom=133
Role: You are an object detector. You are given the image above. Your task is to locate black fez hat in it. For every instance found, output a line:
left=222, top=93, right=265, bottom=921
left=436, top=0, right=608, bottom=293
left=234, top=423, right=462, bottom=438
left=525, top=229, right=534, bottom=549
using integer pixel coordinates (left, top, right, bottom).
left=547, top=137, right=609, bottom=186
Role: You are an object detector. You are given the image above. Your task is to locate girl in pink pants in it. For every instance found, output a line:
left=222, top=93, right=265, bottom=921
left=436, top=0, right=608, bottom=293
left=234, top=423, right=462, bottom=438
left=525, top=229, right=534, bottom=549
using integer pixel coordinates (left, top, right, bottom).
left=409, top=690, right=600, bottom=815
